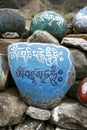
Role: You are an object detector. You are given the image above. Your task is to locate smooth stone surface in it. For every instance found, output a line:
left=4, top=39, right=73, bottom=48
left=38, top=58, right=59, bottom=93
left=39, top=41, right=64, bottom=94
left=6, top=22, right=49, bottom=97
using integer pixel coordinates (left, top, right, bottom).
left=77, top=77, right=87, bottom=106
left=0, top=54, right=9, bottom=91
left=15, top=118, right=45, bottom=130
left=26, top=106, right=51, bottom=121
left=8, top=42, right=75, bottom=109
left=50, top=98, right=87, bottom=129
left=72, top=6, right=87, bottom=33
left=30, top=11, right=67, bottom=39
left=27, top=30, right=59, bottom=44
left=0, top=8, right=25, bottom=35
left=0, top=87, right=27, bottom=127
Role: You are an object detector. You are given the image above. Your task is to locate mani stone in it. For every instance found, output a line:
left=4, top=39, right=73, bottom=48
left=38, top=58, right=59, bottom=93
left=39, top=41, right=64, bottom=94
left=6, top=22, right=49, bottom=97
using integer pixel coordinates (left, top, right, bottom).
left=29, top=11, right=67, bottom=39
left=0, top=54, right=9, bottom=91
left=72, top=6, right=87, bottom=33
left=0, top=8, right=25, bottom=36
left=8, top=42, right=75, bottom=109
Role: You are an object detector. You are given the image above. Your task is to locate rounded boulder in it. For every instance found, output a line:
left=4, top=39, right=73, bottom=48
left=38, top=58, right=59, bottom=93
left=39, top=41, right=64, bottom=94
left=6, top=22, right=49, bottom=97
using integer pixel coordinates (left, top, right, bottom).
left=29, top=11, right=67, bottom=39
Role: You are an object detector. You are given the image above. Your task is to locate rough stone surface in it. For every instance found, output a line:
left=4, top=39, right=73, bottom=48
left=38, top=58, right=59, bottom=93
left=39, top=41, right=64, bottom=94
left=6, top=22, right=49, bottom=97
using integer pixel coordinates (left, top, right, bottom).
left=45, top=124, right=54, bottom=130
left=26, top=106, right=51, bottom=121
left=70, top=48, right=87, bottom=80
left=0, top=54, right=9, bottom=91
left=0, top=39, right=23, bottom=54
left=0, top=87, right=27, bottom=126
left=61, top=37, right=87, bottom=51
left=30, top=11, right=67, bottom=39
left=72, top=6, right=87, bottom=33
left=0, top=8, right=25, bottom=35
left=8, top=42, right=75, bottom=109
left=14, top=118, right=45, bottom=130
left=27, top=30, right=59, bottom=44
left=55, top=128, right=66, bottom=130
left=2, top=32, right=19, bottom=39
left=67, top=80, right=81, bottom=99
left=50, top=98, right=87, bottom=130
left=66, top=34, right=87, bottom=41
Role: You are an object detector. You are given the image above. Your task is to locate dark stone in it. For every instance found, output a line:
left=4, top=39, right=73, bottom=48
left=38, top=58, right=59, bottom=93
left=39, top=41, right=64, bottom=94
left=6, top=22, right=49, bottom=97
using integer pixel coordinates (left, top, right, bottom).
left=0, top=8, right=25, bottom=36
left=29, top=11, right=67, bottom=39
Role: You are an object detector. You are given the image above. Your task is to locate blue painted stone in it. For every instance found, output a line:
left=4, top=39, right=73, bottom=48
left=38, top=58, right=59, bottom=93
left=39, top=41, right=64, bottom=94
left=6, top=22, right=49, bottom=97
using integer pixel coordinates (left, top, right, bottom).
left=0, top=8, right=25, bottom=35
left=72, top=6, right=87, bottom=33
left=8, top=42, right=75, bottom=109
left=30, top=11, right=67, bottom=39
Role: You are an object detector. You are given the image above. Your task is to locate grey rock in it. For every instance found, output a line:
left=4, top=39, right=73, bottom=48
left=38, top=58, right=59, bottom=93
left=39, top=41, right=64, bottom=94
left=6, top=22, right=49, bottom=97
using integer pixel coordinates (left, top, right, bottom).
left=0, top=39, right=23, bottom=54
left=46, top=124, right=54, bottom=130
left=61, top=37, right=87, bottom=51
left=27, top=30, right=59, bottom=44
left=0, top=54, right=9, bottom=91
left=15, top=118, right=45, bottom=130
left=2, top=32, right=19, bottom=39
left=0, top=87, right=27, bottom=126
left=26, top=106, right=51, bottom=121
left=50, top=98, right=87, bottom=129
left=70, top=48, right=87, bottom=79
left=67, top=80, right=81, bottom=99
left=55, top=128, right=66, bottom=130
left=0, top=127, right=7, bottom=130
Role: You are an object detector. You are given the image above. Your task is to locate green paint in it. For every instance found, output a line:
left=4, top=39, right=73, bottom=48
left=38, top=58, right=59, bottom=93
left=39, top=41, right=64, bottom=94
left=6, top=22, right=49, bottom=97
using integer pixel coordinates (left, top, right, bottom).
left=30, top=11, right=67, bottom=38
left=0, top=13, right=25, bottom=34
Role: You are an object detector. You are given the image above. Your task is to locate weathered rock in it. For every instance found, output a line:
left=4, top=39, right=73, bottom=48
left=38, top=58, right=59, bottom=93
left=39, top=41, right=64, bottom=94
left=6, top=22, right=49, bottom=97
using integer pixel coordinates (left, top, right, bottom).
left=14, top=118, right=45, bottom=130
left=61, top=37, right=87, bottom=51
left=66, top=34, right=87, bottom=41
left=70, top=48, right=87, bottom=80
left=0, top=8, right=25, bottom=36
left=55, top=128, right=66, bottom=130
left=2, top=32, right=19, bottom=39
left=26, top=106, right=51, bottom=121
left=0, top=54, right=9, bottom=91
left=45, top=124, right=54, bottom=130
left=67, top=80, right=81, bottom=99
left=72, top=6, right=87, bottom=33
left=0, top=87, right=27, bottom=126
left=27, top=30, right=59, bottom=44
left=0, top=127, right=7, bottom=130
left=29, top=11, right=67, bottom=39
left=50, top=98, right=87, bottom=130
left=8, top=42, right=75, bottom=109
left=0, top=39, right=23, bottom=54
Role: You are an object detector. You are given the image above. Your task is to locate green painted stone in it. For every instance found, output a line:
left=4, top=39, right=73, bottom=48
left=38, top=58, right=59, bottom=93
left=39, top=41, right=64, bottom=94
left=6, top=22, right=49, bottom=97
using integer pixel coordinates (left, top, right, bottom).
left=0, top=8, right=25, bottom=35
left=30, top=11, right=67, bottom=39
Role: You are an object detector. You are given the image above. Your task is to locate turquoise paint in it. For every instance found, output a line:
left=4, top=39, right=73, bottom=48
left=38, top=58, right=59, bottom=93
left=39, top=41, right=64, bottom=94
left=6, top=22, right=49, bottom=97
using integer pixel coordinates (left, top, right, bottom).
left=0, top=13, right=25, bottom=34
left=30, top=11, right=67, bottom=38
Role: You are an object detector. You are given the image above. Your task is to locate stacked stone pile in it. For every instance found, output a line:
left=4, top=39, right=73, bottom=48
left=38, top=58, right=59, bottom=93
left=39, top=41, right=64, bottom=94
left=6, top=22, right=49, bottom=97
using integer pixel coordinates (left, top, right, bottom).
left=0, top=8, right=87, bottom=130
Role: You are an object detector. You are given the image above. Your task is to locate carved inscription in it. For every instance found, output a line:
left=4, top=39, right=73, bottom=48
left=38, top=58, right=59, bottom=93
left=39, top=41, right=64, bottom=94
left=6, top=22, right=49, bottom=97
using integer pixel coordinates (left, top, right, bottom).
left=16, top=65, right=63, bottom=86
left=33, top=13, right=64, bottom=26
left=9, top=44, right=64, bottom=66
